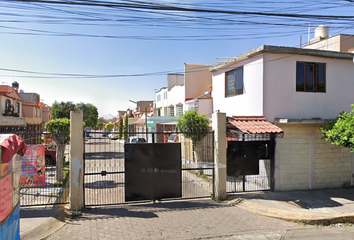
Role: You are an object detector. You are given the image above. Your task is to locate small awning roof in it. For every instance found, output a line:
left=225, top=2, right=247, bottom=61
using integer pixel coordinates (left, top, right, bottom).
left=227, top=116, right=283, bottom=134
left=0, top=134, right=27, bottom=163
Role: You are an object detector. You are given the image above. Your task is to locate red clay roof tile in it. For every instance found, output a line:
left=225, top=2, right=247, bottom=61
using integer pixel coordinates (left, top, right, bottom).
left=228, top=116, right=283, bottom=134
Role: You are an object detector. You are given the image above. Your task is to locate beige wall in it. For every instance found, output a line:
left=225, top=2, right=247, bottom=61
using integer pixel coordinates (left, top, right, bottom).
left=42, top=110, right=51, bottom=123
left=0, top=115, right=25, bottom=126
left=302, top=34, right=354, bottom=53
left=275, top=124, right=353, bottom=191
left=185, top=64, right=212, bottom=100
left=167, top=74, right=184, bottom=91
left=22, top=105, right=34, bottom=118
left=25, top=117, right=42, bottom=125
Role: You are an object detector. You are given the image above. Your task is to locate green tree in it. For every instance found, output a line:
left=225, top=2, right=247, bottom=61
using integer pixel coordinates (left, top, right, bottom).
left=177, top=110, right=210, bottom=164
left=96, top=117, right=104, bottom=129
left=51, top=101, right=98, bottom=128
left=76, top=103, right=99, bottom=127
left=320, top=105, right=354, bottom=152
left=118, top=115, right=123, bottom=139
left=105, top=123, right=114, bottom=131
left=129, top=109, right=134, bottom=118
left=45, top=118, right=70, bottom=182
left=124, top=114, right=129, bottom=140
left=51, top=101, right=76, bottom=119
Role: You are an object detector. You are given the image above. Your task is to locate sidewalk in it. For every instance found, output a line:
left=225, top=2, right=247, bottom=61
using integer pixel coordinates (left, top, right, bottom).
left=20, top=205, right=68, bottom=240
left=19, top=188, right=354, bottom=239
left=227, top=188, right=354, bottom=225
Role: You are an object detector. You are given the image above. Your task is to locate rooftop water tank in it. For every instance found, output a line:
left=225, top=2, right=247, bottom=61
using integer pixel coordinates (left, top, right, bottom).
left=12, top=81, right=19, bottom=88
left=315, top=25, right=329, bottom=39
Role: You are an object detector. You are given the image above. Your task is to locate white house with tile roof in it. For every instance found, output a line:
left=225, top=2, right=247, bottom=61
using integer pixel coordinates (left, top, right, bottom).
left=210, top=36, right=354, bottom=191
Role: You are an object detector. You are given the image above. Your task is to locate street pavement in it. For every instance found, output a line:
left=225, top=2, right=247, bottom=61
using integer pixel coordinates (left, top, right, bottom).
left=47, top=199, right=302, bottom=240
left=20, top=188, right=354, bottom=240
left=19, top=135, right=354, bottom=239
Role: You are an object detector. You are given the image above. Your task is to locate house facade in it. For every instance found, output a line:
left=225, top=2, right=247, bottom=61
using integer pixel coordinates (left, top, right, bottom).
left=154, top=64, right=213, bottom=118
left=211, top=43, right=354, bottom=191
left=184, top=64, right=213, bottom=118
left=19, top=92, right=42, bottom=125
left=0, top=84, right=25, bottom=126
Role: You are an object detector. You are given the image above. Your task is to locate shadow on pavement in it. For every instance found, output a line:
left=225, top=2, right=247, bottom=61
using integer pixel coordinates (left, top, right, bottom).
left=79, top=207, right=158, bottom=219
left=84, top=180, right=123, bottom=189
left=129, top=199, right=230, bottom=212
left=85, top=152, right=124, bottom=160
left=20, top=206, right=58, bottom=218
left=228, top=188, right=354, bottom=209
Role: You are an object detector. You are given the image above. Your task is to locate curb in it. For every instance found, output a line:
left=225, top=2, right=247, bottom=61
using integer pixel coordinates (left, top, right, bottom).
left=20, top=204, right=69, bottom=240
left=229, top=197, right=354, bottom=226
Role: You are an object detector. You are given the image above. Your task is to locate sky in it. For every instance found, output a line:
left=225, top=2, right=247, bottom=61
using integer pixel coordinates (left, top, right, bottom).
left=0, top=0, right=353, bottom=118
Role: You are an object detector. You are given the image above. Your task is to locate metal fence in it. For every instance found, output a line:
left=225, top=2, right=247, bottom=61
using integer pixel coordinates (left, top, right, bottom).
left=17, top=132, right=70, bottom=207
left=84, top=129, right=214, bottom=206
left=226, top=132, right=275, bottom=193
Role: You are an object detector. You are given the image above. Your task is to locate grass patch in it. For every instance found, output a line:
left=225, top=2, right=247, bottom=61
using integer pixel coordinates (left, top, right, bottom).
left=196, top=172, right=212, bottom=183
left=71, top=211, right=82, bottom=217
left=298, top=221, right=307, bottom=226
left=48, top=192, right=59, bottom=197
left=211, top=194, right=223, bottom=203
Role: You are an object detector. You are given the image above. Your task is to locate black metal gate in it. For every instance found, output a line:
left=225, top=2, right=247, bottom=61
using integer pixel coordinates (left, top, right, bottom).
left=125, top=143, right=182, bottom=201
left=84, top=130, right=214, bottom=206
left=227, top=133, right=275, bottom=193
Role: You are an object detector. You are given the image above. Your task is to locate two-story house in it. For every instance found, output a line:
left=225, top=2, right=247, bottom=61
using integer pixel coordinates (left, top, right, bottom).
left=210, top=29, right=354, bottom=191
left=155, top=64, right=213, bottom=118
left=19, top=91, right=42, bottom=125
left=155, top=74, right=184, bottom=117
left=0, top=82, right=25, bottom=127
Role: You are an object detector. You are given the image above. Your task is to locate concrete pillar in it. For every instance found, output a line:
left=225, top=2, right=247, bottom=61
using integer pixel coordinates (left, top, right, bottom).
left=212, top=111, right=227, bottom=200
left=69, top=111, right=84, bottom=211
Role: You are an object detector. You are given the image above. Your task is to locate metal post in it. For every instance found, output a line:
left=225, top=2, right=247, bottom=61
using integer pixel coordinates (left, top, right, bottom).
left=242, top=133, right=246, bottom=192
left=145, top=107, right=148, bottom=141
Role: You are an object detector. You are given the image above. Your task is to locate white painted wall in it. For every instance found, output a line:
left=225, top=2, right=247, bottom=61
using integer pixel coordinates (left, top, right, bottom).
left=168, top=85, right=185, bottom=115
left=212, top=55, right=264, bottom=116
left=155, top=88, right=168, bottom=116
left=263, top=53, right=354, bottom=121
left=212, top=52, right=354, bottom=121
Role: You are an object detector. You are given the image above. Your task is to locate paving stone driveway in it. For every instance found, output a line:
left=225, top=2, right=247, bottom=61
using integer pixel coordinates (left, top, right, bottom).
left=48, top=199, right=307, bottom=240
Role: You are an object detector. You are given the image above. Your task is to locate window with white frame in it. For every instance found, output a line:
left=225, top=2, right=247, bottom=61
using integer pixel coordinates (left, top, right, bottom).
left=186, top=101, right=197, bottom=112
left=164, top=92, right=167, bottom=99
left=157, top=94, right=161, bottom=101
left=15, top=102, right=20, bottom=114
left=176, top=105, right=183, bottom=116
left=168, top=106, right=174, bottom=116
